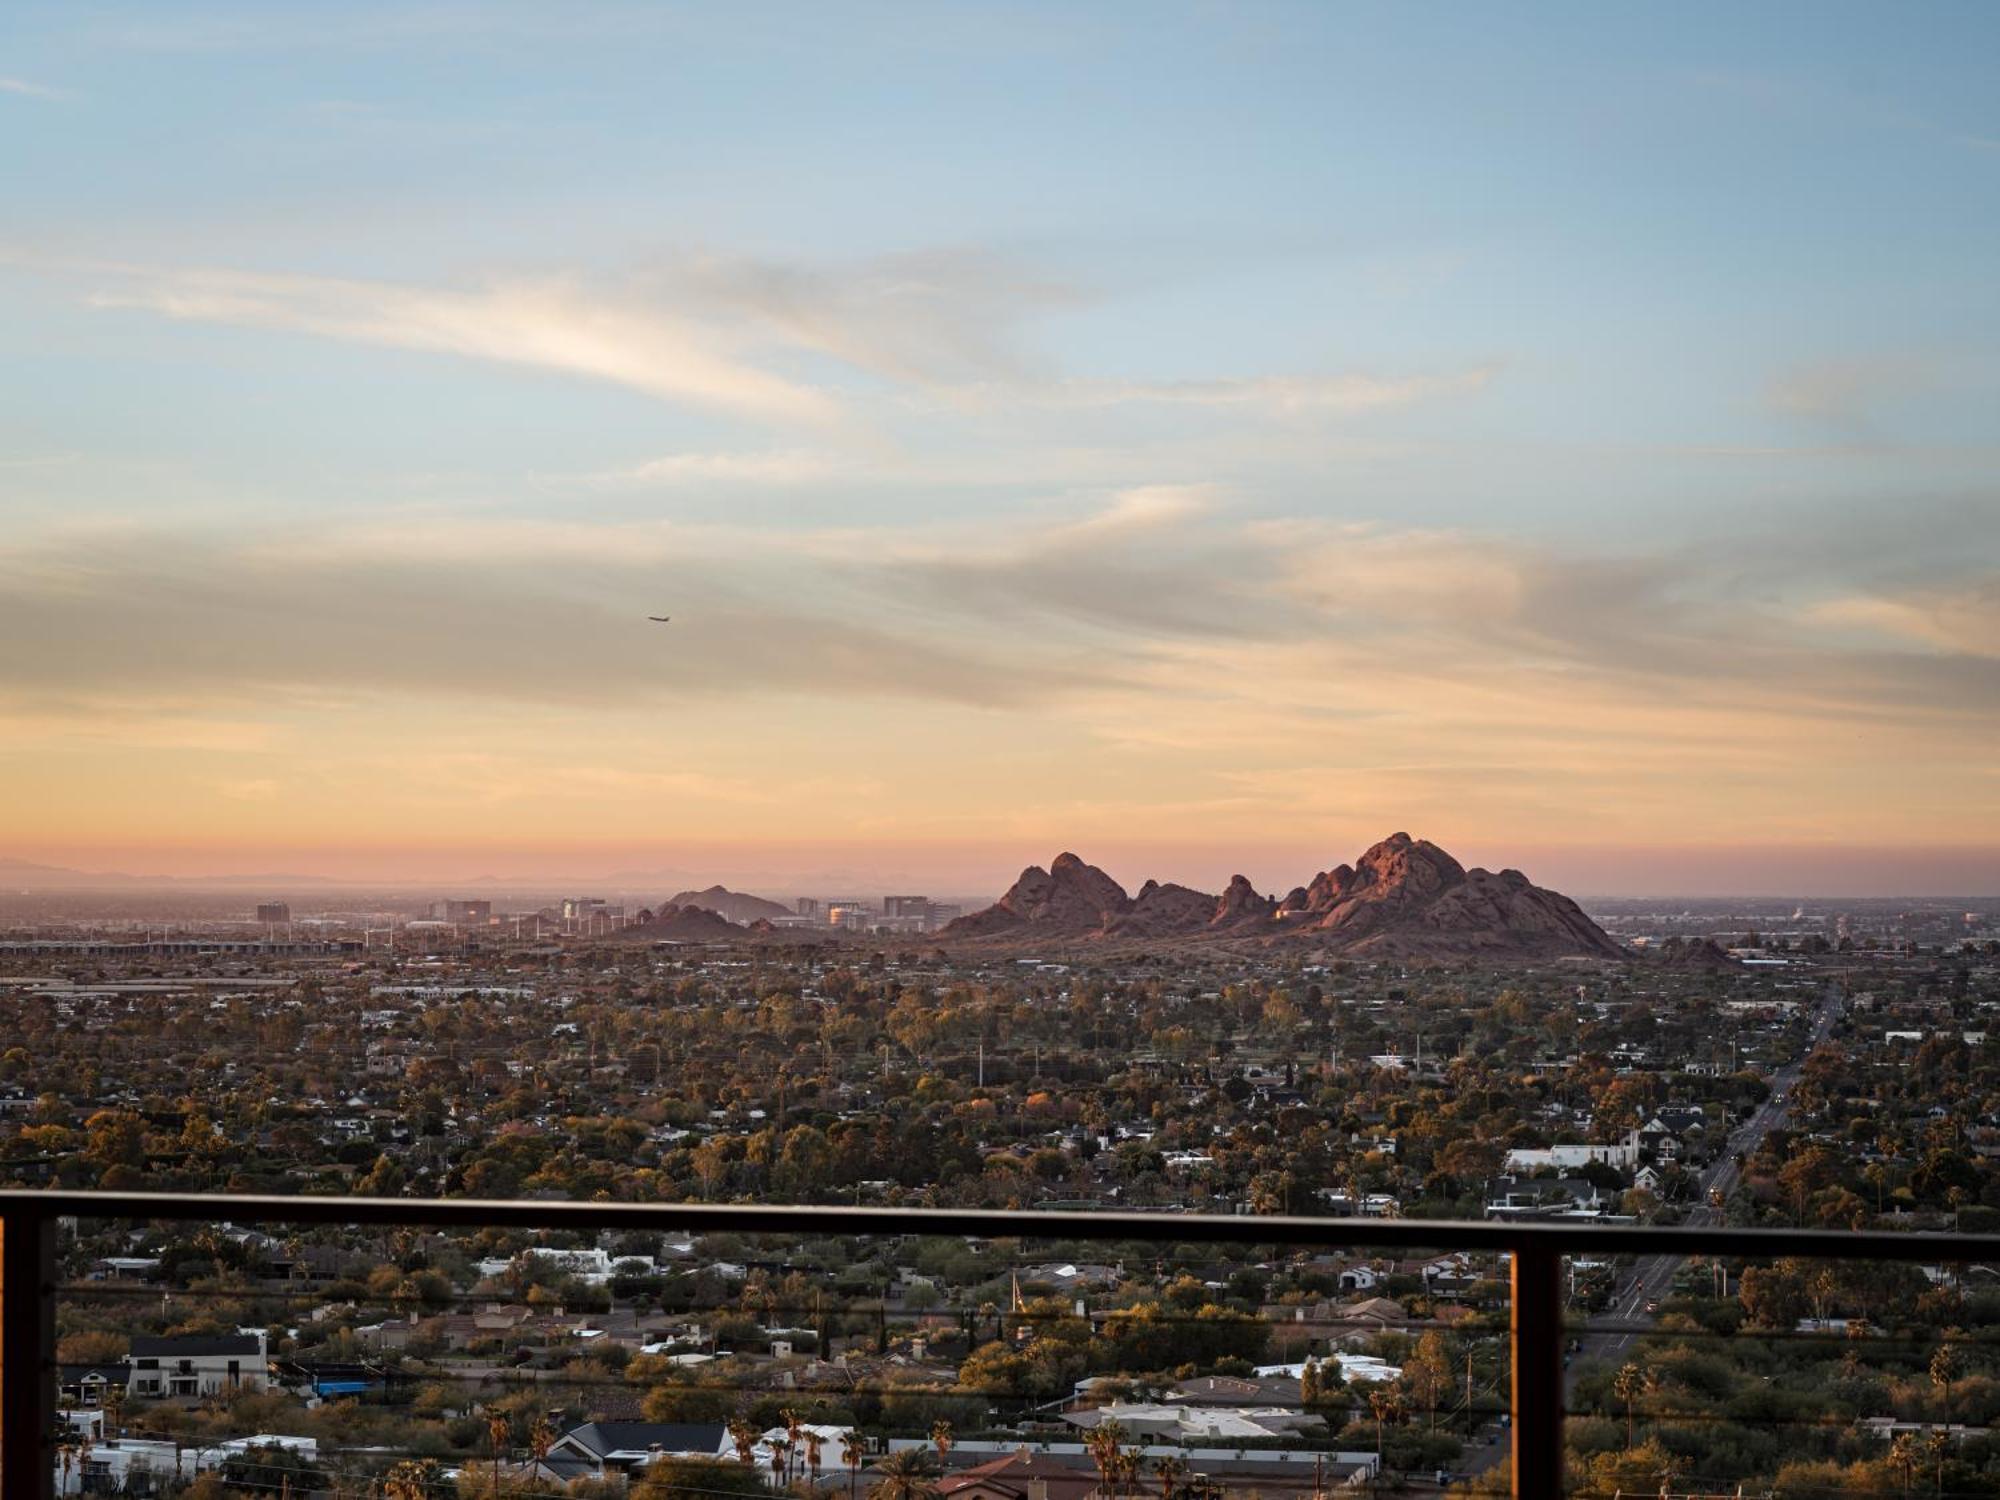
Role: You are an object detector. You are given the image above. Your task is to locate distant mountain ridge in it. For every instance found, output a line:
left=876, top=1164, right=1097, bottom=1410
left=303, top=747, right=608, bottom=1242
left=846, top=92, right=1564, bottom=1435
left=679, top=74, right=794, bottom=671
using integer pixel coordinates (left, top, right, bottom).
left=664, top=884, right=792, bottom=924
left=0, top=857, right=335, bottom=888
left=623, top=903, right=744, bottom=941
left=941, top=833, right=1627, bottom=960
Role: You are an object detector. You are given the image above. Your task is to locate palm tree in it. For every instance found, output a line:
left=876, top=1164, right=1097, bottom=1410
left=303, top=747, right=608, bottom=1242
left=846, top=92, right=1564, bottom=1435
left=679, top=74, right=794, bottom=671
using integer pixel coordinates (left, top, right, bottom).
left=842, top=1430, right=867, bottom=1500
left=931, top=1419, right=954, bottom=1467
left=1923, top=1427, right=1949, bottom=1495
left=806, top=1429, right=825, bottom=1492
left=1613, top=1362, right=1645, bottom=1448
left=772, top=1440, right=793, bottom=1494
left=1152, top=1454, right=1187, bottom=1500
left=1932, top=1335, right=1962, bottom=1414
left=732, top=1418, right=761, bottom=1468
left=869, top=1447, right=939, bottom=1500
left=1890, top=1431, right=1919, bottom=1497
left=782, top=1410, right=805, bottom=1486
left=1367, top=1387, right=1404, bottom=1472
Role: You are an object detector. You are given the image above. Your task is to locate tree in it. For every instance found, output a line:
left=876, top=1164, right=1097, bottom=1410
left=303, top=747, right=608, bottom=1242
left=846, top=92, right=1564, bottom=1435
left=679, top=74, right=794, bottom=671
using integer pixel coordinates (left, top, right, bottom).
left=382, top=1458, right=450, bottom=1500
left=1931, top=1335, right=1962, bottom=1413
left=1366, top=1386, right=1405, bottom=1471
left=1085, top=1421, right=1127, bottom=1499
left=1402, top=1330, right=1456, bottom=1432
left=635, top=1458, right=778, bottom=1500
left=805, top=1428, right=825, bottom=1492
left=842, top=1430, right=867, bottom=1500
left=1612, top=1362, right=1644, bottom=1449
left=488, top=1408, right=512, bottom=1497
left=1922, top=1427, right=1949, bottom=1495
left=1890, top=1431, right=1919, bottom=1497
left=869, top=1448, right=939, bottom=1500
left=220, top=1444, right=330, bottom=1496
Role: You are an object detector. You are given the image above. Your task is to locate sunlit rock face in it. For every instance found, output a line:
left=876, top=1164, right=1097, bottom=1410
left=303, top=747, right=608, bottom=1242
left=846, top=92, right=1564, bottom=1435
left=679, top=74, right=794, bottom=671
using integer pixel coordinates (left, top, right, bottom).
left=942, top=832, right=1626, bottom=960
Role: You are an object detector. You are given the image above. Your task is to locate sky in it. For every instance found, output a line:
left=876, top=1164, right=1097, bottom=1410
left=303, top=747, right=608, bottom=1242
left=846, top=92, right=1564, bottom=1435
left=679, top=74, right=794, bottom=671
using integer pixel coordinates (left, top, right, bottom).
left=2, top=2, right=1998, bottom=897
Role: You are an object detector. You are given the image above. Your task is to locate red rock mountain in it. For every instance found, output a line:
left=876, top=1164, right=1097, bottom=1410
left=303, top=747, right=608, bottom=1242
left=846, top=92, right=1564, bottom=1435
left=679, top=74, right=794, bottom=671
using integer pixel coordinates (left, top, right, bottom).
left=941, top=833, right=1625, bottom=959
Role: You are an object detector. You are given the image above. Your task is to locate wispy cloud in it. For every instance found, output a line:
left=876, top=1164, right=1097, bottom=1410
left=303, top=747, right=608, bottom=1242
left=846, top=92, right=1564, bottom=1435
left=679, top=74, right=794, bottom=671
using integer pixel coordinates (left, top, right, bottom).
left=1053, top=367, right=1500, bottom=413
left=1810, top=577, right=2000, bottom=659
left=4, top=491, right=1997, bottom=853
left=0, top=76, right=69, bottom=100
left=585, top=451, right=835, bottom=488
left=37, top=250, right=1501, bottom=435
left=1766, top=355, right=1933, bottom=437
left=0, top=517, right=1127, bottom=713
left=82, top=263, right=840, bottom=424
left=678, top=245, right=1083, bottom=387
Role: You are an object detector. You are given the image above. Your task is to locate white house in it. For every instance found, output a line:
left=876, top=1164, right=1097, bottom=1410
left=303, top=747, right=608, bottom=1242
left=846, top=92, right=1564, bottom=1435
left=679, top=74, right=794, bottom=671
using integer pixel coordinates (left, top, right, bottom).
left=1503, top=1131, right=1640, bottom=1173
left=127, top=1333, right=268, bottom=1399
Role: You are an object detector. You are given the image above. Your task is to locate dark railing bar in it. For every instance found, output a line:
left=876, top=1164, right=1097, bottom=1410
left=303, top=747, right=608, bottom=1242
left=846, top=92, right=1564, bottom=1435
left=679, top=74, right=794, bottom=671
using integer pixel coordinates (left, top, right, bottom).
left=1, top=1200, right=57, bottom=1500
left=8, top=1189, right=2000, bottom=1500
left=6, top=1189, right=1998, bottom=1263
left=1510, top=1244, right=1563, bottom=1499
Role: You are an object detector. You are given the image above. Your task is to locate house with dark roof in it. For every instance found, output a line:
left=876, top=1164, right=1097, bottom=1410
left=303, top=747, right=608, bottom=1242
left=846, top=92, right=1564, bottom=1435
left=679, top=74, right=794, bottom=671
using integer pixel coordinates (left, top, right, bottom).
left=533, top=1421, right=732, bottom=1483
left=1163, top=1374, right=1303, bottom=1408
left=60, top=1362, right=130, bottom=1408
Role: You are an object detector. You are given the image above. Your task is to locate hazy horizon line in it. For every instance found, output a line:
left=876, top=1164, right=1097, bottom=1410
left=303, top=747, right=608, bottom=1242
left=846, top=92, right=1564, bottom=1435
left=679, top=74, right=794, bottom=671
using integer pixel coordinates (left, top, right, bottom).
left=7, top=840, right=1998, bottom=904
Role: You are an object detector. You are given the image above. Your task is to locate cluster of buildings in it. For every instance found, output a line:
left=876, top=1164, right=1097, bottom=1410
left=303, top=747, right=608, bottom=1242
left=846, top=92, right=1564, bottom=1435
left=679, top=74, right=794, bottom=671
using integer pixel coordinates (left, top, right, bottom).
left=783, top=895, right=964, bottom=935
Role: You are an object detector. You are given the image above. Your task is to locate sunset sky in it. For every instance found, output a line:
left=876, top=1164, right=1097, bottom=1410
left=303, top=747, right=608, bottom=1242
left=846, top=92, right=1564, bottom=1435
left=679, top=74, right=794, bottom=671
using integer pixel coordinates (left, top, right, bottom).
left=3, top=3, right=1998, bottom=896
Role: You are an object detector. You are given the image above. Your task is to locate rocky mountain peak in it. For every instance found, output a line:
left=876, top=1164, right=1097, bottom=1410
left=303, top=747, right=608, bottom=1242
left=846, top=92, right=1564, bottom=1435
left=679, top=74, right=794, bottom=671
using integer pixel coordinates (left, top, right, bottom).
left=942, top=834, right=1626, bottom=960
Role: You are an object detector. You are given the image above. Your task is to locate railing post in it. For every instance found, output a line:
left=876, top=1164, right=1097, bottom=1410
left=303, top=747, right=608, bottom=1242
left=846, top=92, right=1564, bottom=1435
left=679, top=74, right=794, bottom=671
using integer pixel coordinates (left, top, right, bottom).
left=1510, top=1244, right=1563, bottom=1499
left=2, top=1203, right=58, bottom=1500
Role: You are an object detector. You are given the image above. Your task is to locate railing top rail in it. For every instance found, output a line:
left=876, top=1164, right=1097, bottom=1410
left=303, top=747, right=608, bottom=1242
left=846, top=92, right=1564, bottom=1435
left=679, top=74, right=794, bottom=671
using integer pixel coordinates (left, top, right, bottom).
left=2, top=1188, right=1996, bottom=1261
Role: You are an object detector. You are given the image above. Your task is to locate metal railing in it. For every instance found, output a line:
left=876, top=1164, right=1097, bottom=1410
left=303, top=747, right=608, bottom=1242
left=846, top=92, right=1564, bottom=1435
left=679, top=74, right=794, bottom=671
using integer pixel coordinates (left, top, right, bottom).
left=4, top=1188, right=1994, bottom=1499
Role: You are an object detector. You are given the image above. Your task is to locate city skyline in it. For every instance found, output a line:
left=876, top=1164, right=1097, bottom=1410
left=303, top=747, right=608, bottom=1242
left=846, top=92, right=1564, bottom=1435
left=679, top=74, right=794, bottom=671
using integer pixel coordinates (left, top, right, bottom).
left=4, top=2, right=1999, bottom=892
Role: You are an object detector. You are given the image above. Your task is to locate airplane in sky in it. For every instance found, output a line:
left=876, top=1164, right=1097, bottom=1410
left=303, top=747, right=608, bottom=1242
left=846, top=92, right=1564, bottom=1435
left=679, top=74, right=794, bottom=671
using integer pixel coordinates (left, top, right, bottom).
left=647, top=615, right=670, bottom=623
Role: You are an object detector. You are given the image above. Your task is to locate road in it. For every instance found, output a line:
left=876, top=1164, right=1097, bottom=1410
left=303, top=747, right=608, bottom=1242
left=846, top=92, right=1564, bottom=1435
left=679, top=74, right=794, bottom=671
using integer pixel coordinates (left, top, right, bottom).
left=1564, top=985, right=1842, bottom=1389
left=1395, top=987, right=1841, bottom=1486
